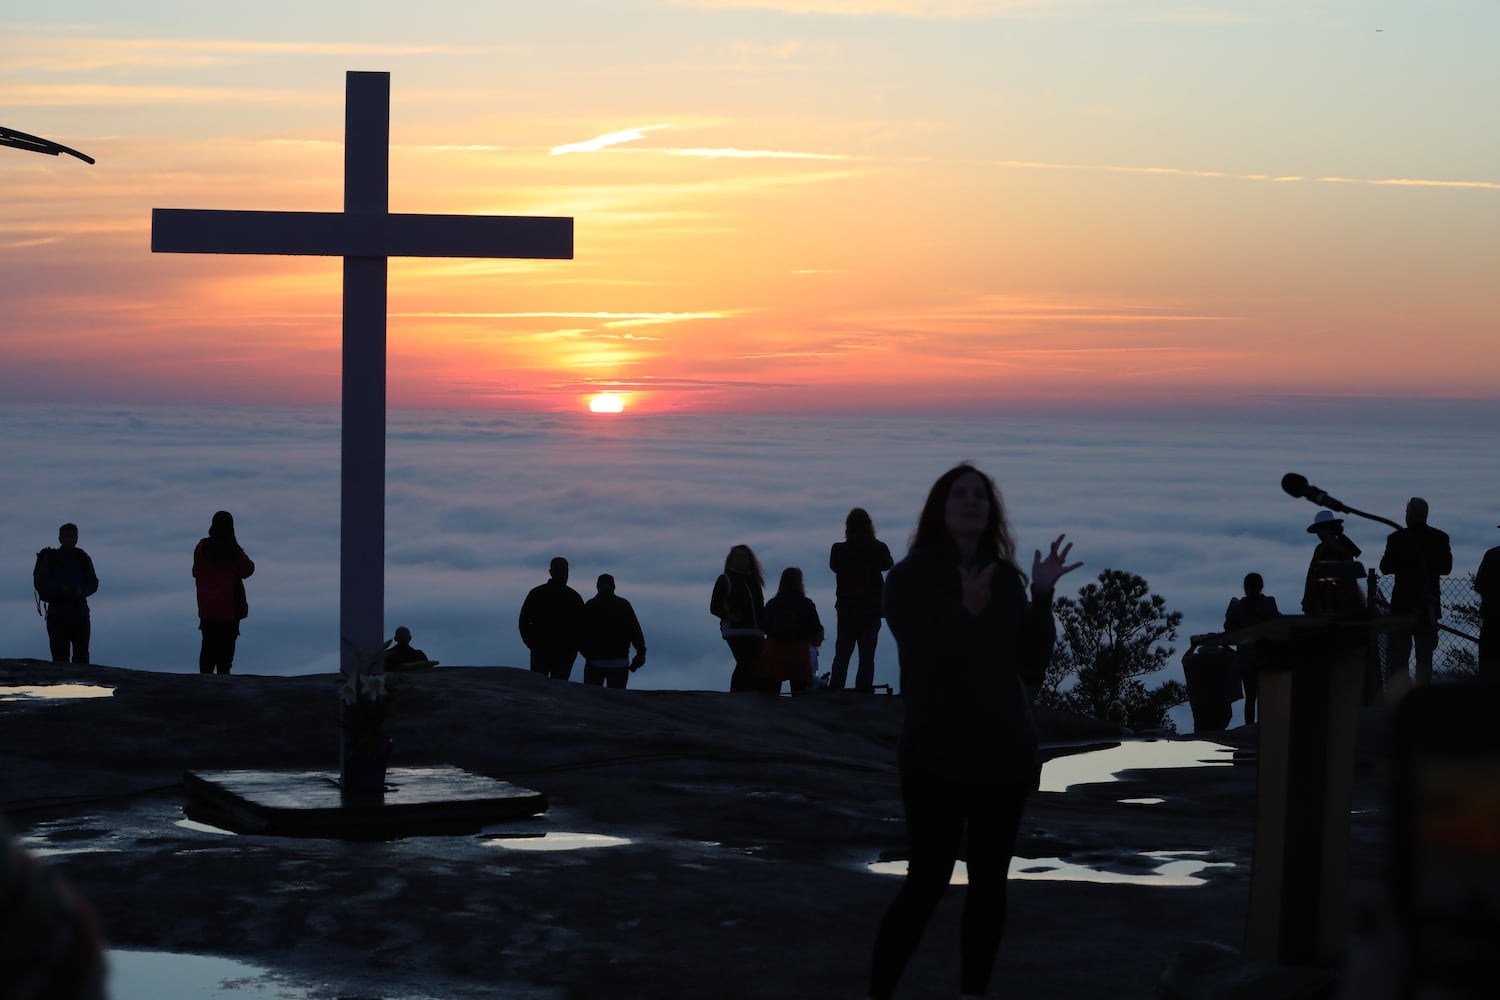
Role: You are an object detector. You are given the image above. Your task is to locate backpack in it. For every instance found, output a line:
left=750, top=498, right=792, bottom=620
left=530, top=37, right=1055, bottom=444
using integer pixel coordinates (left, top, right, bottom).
left=33, top=547, right=57, bottom=616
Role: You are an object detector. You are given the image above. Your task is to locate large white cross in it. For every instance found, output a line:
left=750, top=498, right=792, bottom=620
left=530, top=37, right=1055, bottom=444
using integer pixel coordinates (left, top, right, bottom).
left=153, top=71, right=573, bottom=676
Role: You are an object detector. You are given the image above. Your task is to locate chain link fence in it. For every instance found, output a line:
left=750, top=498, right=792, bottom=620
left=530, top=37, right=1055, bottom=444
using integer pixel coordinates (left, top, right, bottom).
left=1367, top=571, right=1481, bottom=679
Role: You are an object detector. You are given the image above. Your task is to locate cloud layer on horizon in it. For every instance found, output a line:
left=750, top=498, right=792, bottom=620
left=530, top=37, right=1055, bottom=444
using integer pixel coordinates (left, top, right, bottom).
left=3, top=404, right=1494, bottom=729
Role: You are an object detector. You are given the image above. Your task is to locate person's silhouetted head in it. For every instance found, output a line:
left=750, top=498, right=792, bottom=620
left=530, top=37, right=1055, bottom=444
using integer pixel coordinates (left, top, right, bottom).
left=912, top=463, right=1017, bottom=569
left=1243, top=572, right=1264, bottom=597
left=57, top=523, right=79, bottom=549
left=777, top=566, right=805, bottom=597
left=1406, top=497, right=1429, bottom=528
left=201, top=510, right=241, bottom=564
left=209, top=510, right=237, bottom=543
left=845, top=507, right=875, bottom=540
left=394, top=626, right=412, bottom=646
left=724, top=545, right=764, bottom=587
left=549, top=556, right=569, bottom=584
left=596, top=573, right=615, bottom=596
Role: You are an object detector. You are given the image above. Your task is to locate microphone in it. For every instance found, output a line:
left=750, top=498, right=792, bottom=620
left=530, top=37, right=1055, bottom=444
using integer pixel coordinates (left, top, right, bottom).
left=1281, top=473, right=1350, bottom=513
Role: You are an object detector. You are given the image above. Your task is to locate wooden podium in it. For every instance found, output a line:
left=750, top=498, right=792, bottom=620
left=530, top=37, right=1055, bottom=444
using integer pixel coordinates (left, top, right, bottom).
left=1201, top=613, right=1406, bottom=967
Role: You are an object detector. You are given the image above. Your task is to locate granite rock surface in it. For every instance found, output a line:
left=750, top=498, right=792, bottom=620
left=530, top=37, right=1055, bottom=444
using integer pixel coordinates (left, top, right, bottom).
left=1, top=658, right=1387, bottom=999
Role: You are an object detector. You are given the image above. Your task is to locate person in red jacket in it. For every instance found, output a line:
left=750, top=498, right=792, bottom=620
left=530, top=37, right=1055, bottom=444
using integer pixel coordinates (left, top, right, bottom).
left=193, top=510, right=256, bottom=675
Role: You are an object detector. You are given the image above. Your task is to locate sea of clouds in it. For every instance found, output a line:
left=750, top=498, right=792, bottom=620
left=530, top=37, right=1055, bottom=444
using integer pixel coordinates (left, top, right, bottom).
left=4, top=403, right=1496, bottom=728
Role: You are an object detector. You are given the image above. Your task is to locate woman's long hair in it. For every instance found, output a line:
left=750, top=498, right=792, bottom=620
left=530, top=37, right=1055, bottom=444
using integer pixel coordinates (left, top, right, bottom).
left=776, top=566, right=805, bottom=598
left=723, top=544, right=765, bottom=588
left=201, top=510, right=242, bottom=565
left=910, top=463, right=1018, bottom=570
left=844, top=507, right=875, bottom=540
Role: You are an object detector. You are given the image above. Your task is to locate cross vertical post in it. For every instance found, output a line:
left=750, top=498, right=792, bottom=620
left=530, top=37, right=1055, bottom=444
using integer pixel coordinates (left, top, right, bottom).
left=341, top=71, right=390, bottom=677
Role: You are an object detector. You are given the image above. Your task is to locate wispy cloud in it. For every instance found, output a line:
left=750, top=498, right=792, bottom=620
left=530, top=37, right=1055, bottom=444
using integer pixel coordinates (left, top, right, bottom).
left=392, top=311, right=734, bottom=328
left=552, top=125, right=672, bottom=155
left=0, top=35, right=493, bottom=72
left=662, top=148, right=847, bottom=160
left=990, top=159, right=1500, bottom=193
left=668, top=1, right=1072, bottom=16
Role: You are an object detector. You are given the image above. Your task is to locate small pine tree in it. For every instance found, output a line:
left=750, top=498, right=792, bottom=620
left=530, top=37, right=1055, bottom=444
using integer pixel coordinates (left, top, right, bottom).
left=1039, top=568, right=1187, bottom=731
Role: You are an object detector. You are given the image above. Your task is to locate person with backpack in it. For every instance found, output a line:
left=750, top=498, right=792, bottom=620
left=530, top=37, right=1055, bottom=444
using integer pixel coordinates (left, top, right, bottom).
left=710, top=544, right=767, bottom=693
left=193, top=510, right=255, bottom=675
left=33, top=523, right=99, bottom=665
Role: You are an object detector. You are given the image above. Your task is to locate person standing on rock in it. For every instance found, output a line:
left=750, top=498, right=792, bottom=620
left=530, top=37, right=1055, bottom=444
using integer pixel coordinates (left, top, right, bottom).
left=578, top=573, right=647, bottom=689
left=710, top=544, right=767, bottom=693
left=1475, top=526, right=1500, bottom=683
left=868, top=463, right=1080, bottom=1000
left=193, top=510, right=255, bottom=675
left=1379, top=497, right=1452, bottom=688
left=1223, top=572, right=1280, bottom=725
left=519, top=556, right=586, bottom=681
left=33, top=522, right=99, bottom=665
left=828, top=507, right=894, bottom=692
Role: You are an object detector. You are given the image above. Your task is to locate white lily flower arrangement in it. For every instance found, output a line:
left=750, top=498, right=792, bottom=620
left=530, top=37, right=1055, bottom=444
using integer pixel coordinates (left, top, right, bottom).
left=339, top=638, right=400, bottom=750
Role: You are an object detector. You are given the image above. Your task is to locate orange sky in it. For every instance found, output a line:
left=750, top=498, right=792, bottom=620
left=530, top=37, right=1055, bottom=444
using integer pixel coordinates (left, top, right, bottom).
left=4, top=2, right=1499, bottom=414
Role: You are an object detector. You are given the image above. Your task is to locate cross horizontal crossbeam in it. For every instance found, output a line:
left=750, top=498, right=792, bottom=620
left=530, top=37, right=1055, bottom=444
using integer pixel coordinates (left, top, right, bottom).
left=152, top=209, right=572, bottom=259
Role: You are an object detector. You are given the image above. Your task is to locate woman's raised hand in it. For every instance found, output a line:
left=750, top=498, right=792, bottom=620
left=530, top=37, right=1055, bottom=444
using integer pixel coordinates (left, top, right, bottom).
left=1031, top=534, right=1082, bottom=593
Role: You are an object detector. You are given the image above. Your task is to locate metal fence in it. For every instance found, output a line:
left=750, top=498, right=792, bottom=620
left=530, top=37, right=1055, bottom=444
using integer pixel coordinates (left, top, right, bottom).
left=1367, top=571, right=1481, bottom=679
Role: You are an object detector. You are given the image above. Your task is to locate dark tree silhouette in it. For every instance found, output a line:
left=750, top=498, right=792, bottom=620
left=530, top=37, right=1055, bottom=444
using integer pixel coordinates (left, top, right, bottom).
left=1039, top=568, right=1187, bottom=731
left=1438, top=572, right=1481, bottom=680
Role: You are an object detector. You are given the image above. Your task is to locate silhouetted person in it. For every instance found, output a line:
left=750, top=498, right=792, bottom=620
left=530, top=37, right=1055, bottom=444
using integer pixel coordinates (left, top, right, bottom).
left=1302, top=509, right=1363, bottom=613
left=869, top=463, right=1080, bottom=1000
left=193, top=511, right=255, bottom=675
left=33, top=523, right=99, bottom=665
left=1380, top=497, right=1452, bottom=687
left=519, top=556, right=585, bottom=681
left=1, top=814, right=107, bottom=999
left=757, top=567, right=824, bottom=695
left=710, top=544, right=767, bottom=693
left=579, top=574, right=647, bottom=689
left=1471, top=526, right=1500, bottom=683
left=828, top=507, right=894, bottom=692
left=1224, top=572, right=1281, bottom=725
left=385, top=626, right=435, bottom=671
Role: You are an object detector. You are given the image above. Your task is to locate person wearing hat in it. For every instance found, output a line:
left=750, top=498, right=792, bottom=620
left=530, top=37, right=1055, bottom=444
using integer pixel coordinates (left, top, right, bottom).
left=1378, top=497, right=1452, bottom=688
left=1472, top=526, right=1500, bottom=683
left=1301, top=509, right=1363, bottom=614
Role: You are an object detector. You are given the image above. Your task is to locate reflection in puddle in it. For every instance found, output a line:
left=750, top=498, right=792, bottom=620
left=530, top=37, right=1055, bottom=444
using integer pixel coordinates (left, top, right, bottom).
left=1040, top=739, right=1235, bottom=793
left=175, top=818, right=237, bottom=836
left=21, top=845, right=119, bottom=859
left=869, top=850, right=1233, bottom=887
left=482, top=832, right=632, bottom=851
left=0, top=684, right=115, bottom=701
left=108, top=950, right=311, bottom=1000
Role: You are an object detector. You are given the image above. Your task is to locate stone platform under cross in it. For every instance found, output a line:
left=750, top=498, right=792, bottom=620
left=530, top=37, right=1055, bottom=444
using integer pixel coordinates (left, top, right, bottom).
left=183, top=766, right=548, bottom=839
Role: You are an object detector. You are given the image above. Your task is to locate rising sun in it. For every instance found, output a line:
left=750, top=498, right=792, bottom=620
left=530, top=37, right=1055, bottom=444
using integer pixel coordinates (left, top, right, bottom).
left=588, top=393, right=625, bottom=414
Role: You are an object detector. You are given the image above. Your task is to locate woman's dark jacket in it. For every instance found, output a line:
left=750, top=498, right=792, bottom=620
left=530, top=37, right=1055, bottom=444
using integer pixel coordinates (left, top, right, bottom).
left=883, top=548, right=1055, bottom=787
left=829, top=535, right=894, bottom=619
